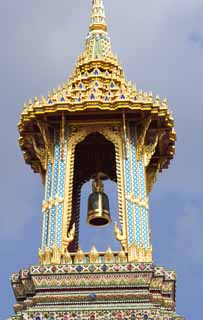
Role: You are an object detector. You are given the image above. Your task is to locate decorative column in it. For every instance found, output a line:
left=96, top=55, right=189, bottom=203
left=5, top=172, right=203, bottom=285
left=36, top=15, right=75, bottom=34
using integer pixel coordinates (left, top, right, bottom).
left=124, top=122, right=152, bottom=262
left=39, top=126, right=68, bottom=264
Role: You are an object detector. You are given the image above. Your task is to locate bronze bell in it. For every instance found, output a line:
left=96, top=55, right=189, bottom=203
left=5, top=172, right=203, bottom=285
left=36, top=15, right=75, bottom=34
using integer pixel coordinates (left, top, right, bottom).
left=87, top=177, right=111, bottom=227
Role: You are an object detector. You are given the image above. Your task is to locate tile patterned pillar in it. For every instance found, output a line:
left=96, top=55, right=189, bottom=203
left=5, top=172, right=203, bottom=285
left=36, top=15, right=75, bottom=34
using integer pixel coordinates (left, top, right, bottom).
left=41, top=128, right=67, bottom=251
left=124, top=122, right=151, bottom=262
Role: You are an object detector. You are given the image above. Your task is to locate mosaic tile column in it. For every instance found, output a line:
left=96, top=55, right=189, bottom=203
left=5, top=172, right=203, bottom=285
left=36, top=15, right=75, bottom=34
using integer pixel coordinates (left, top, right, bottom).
left=124, top=122, right=151, bottom=254
left=41, top=128, right=67, bottom=250
left=138, top=155, right=150, bottom=248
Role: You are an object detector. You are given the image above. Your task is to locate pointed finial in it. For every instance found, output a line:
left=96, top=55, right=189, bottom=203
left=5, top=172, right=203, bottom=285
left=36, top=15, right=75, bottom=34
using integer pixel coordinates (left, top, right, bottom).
left=83, top=0, right=112, bottom=60
left=117, top=249, right=127, bottom=263
left=132, top=83, right=137, bottom=93
left=104, top=246, right=114, bottom=263
left=74, top=246, right=85, bottom=264
left=34, top=96, right=39, bottom=106
left=89, top=0, right=107, bottom=32
left=89, top=246, right=100, bottom=263
left=23, top=102, right=28, bottom=109
left=161, top=97, right=168, bottom=108
left=154, top=95, right=160, bottom=105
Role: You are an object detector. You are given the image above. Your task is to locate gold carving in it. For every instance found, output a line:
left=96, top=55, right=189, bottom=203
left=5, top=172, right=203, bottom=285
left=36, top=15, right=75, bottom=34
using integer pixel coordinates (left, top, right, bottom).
left=126, top=193, right=149, bottom=210
left=61, top=112, right=65, bottom=160
left=128, top=243, right=152, bottom=263
left=39, top=246, right=72, bottom=265
left=137, top=117, right=152, bottom=160
left=52, top=244, right=61, bottom=264
left=122, top=110, right=129, bottom=159
left=48, top=197, right=55, bottom=209
left=42, top=200, right=49, bottom=213
left=144, top=134, right=159, bottom=167
left=62, top=223, right=76, bottom=249
left=61, top=249, right=72, bottom=264
left=74, top=247, right=85, bottom=264
left=38, top=247, right=52, bottom=265
left=31, top=136, right=47, bottom=171
left=37, top=121, right=54, bottom=164
left=44, top=247, right=52, bottom=264
left=104, top=247, right=114, bottom=264
left=114, top=222, right=127, bottom=251
left=89, top=246, right=100, bottom=264
left=38, top=248, right=45, bottom=265
left=42, top=196, right=63, bottom=213
left=55, top=194, right=64, bottom=205
left=117, top=249, right=127, bottom=263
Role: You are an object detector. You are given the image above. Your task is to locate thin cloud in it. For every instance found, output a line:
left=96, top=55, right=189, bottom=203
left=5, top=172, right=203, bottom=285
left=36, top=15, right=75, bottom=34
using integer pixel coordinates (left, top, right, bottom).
left=174, top=204, right=203, bottom=264
left=189, top=32, right=203, bottom=47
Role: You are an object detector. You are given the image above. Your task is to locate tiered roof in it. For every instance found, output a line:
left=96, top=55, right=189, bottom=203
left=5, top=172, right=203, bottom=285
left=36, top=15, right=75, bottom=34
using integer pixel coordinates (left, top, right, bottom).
left=18, top=0, right=176, bottom=178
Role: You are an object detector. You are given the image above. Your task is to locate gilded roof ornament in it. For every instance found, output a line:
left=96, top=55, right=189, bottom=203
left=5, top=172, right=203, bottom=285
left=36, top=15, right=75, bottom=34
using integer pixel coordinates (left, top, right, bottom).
left=18, top=0, right=176, bottom=181
left=90, top=0, right=107, bottom=30
left=81, top=0, right=113, bottom=61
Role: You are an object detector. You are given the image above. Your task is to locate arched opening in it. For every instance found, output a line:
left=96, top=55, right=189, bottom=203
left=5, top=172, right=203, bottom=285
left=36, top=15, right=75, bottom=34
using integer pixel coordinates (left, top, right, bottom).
left=69, top=132, right=120, bottom=252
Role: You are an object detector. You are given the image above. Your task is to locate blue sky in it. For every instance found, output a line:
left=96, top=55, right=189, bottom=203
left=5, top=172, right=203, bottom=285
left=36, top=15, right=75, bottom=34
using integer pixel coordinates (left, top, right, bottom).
left=1, top=1, right=203, bottom=319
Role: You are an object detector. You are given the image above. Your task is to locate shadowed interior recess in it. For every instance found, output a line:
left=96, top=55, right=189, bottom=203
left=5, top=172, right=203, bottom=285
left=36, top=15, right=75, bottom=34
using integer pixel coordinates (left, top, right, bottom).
left=70, top=132, right=116, bottom=251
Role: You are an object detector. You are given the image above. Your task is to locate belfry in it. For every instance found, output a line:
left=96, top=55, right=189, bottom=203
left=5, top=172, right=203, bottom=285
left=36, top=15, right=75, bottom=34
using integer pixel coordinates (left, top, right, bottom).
left=9, top=1, right=185, bottom=319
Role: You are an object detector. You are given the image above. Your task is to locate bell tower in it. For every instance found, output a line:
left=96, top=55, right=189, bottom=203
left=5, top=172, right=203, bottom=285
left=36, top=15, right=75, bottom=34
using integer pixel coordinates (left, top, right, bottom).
left=10, top=1, right=185, bottom=319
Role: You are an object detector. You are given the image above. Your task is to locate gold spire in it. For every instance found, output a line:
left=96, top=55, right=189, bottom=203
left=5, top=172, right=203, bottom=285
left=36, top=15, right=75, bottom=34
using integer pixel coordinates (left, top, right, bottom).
left=89, top=0, right=107, bottom=32
left=83, top=0, right=112, bottom=60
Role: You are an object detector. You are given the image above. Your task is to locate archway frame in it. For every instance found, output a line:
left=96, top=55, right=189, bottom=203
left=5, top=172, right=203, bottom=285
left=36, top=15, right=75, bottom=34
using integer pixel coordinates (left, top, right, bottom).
left=62, top=121, right=128, bottom=251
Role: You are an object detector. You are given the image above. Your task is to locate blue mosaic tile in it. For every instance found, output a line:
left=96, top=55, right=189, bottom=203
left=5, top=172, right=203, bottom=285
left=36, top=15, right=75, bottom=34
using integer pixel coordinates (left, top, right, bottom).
left=124, top=151, right=134, bottom=245
left=135, top=205, right=141, bottom=246
left=76, top=265, right=83, bottom=273
left=56, top=203, right=63, bottom=247
left=42, top=160, right=53, bottom=248
left=130, top=123, right=139, bottom=197
left=55, top=133, right=67, bottom=247
left=101, top=264, right=108, bottom=272
left=45, top=161, right=52, bottom=200
left=49, top=207, right=56, bottom=246
left=42, top=212, right=49, bottom=248
left=142, top=207, right=149, bottom=248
